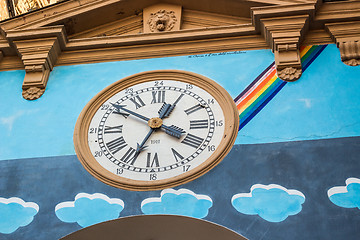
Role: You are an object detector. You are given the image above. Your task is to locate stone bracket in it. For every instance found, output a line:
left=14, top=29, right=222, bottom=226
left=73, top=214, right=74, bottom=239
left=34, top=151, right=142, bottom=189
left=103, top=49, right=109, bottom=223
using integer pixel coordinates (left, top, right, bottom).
left=259, top=15, right=309, bottom=81
left=5, top=26, right=67, bottom=100
left=326, top=21, right=360, bottom=66
left=251, top=3, right=314, bottom=82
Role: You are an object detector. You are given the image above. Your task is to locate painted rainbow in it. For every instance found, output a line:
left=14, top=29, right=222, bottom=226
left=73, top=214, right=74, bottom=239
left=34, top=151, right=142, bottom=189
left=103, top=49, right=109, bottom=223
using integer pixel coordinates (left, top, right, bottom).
left=234, top=45, right=327, bottom=131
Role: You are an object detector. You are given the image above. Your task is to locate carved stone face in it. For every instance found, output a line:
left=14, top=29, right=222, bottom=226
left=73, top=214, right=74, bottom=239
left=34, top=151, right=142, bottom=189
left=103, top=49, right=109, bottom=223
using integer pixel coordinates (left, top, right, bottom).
left=155, top=10, right=169, bottom=31
left=148, top=10, right=177, bottom=32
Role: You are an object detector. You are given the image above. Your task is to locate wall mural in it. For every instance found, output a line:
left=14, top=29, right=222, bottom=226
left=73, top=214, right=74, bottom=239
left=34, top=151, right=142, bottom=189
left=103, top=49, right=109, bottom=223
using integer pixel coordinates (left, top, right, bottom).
left=328, top=178, right=360, bottom=210
left=55, top=193, right=124, bottom=228
left=231, top=184, right=305, bottom=222
left=235, top=45, right=326, bottom=130
left=141, top=189, right=212, bottom=218
left=1, top=44, right=360, bottom=239
left=0, top=197, right=39, bottom=234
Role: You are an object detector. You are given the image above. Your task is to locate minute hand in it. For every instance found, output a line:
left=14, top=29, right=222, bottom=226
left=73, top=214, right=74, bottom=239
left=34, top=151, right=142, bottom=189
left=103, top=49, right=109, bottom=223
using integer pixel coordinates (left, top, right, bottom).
left=112, top=104, right=150, bottom=122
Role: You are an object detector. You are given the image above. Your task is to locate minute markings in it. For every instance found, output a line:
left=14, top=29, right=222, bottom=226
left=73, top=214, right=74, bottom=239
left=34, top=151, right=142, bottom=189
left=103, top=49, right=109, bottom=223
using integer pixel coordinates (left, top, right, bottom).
left=97, top=85, right=215, bottom=172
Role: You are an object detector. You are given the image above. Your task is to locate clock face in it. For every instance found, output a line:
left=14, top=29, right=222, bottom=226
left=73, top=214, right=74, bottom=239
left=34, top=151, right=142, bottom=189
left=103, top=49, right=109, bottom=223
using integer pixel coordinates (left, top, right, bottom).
left=74, top=71, right=239, bottom=190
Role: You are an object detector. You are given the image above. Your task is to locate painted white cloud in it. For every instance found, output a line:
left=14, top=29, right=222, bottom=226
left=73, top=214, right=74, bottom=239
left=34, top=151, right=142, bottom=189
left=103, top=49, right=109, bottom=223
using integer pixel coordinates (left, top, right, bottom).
left=55, top=193, right=124, bottom=228
left=328, top=177, right=360, bottom=209
left=0, top=197, right=39, bottom=234
left=141, top=188, right=212, bottom=218
left=231, top=184, right=305, bottom=222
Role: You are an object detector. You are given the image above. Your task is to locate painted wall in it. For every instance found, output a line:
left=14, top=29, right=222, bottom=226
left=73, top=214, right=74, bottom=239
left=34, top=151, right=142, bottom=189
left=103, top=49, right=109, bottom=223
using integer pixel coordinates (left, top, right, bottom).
left=1, top=44, right=360, bottom=239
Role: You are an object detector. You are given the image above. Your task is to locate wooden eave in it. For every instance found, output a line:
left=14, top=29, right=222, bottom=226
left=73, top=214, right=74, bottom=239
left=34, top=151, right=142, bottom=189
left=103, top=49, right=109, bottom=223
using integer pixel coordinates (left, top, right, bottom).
left=1, top=0, right=360, bottom=100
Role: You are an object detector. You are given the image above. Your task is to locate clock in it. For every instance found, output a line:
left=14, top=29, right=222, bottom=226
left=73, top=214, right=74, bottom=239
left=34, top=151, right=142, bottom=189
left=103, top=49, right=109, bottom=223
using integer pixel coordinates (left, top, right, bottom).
left=74, top=70, right=239, bottom=191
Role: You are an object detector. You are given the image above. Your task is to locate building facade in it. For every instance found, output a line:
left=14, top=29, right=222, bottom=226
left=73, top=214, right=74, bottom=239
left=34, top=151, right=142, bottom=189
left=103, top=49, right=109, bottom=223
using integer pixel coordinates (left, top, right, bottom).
left=1, top=0, right=360, bottom=239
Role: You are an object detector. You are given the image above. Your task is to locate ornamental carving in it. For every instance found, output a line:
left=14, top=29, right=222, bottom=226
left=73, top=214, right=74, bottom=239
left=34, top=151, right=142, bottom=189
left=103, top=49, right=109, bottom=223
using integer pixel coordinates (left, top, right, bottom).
left=148, top=10, right=177, bottom=32
left=277, top=67, right=302, bottom=82
left=22, top=87, right=45, bottom=100
left=343, top=59, right=360, bottom=66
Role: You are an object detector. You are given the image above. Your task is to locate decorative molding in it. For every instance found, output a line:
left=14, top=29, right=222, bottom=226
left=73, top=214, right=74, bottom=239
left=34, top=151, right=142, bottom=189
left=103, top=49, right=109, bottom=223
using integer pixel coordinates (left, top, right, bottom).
left=5, top=26, right=67, bottom=100
left=22, top=86, right=46, bottom=100
left=143, top=4, right=182, bottom=33
left=258, top=14, right=309, bottom=81
left=148, top=10, right=177, bottom=32
left=315, top=1, right=360, bottom=22
left=69, top=15, right=143, bottom=39
left=326, top=21, right=360, bottom=66
left=181, top=9, right=250, bottom=29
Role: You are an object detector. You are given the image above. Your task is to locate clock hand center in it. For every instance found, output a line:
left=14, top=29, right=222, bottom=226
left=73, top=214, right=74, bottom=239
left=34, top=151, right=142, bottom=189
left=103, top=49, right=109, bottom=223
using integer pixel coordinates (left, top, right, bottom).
left=148, top=117, right=163, bottom=129
left=135, top=103, right=172, bottom=155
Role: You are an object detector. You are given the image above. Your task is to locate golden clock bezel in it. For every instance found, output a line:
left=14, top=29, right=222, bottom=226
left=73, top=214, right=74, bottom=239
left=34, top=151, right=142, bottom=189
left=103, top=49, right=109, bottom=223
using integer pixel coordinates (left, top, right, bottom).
left=74, top=70, right=239, bottom=191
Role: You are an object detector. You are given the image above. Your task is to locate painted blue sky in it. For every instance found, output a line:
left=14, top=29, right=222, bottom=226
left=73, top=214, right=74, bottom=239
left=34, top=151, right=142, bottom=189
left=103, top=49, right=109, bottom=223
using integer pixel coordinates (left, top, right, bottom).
left=1, top=44, right=360, bottom=160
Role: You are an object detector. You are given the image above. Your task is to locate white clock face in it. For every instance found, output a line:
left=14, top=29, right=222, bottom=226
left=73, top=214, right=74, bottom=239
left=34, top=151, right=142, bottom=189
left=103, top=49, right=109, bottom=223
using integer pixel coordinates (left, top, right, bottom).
left=87, top=80, right=225, bottom=182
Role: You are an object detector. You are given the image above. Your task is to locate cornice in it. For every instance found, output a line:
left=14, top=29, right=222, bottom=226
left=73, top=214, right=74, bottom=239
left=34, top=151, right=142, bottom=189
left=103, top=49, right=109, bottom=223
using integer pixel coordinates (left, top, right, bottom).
left=65, top=24, right=256, bottom=50
left=315, top=1, right=360, bottom=23
left=57, top=35, right=268, bottom=66
left=1, top=1, right=360, bottom=100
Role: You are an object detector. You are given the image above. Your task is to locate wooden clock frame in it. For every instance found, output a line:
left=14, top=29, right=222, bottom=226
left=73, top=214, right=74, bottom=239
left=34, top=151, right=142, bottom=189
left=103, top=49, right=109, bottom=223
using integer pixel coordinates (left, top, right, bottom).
left=73, top=70, right=239, bottom=191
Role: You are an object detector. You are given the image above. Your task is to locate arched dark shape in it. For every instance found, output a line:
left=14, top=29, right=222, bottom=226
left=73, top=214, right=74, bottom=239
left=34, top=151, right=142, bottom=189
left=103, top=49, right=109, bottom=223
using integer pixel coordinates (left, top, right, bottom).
left=60, top=215, right=248, bottom=240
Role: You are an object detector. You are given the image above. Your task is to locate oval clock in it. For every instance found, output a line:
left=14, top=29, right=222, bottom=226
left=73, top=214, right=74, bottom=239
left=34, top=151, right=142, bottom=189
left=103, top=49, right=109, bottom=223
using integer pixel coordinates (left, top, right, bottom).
left=74, top=70, right=239, bottom=191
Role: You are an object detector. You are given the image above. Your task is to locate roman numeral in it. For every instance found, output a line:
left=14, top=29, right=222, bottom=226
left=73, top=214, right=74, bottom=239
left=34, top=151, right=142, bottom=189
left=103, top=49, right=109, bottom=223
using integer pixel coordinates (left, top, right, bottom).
left=129, top=96, right=146, bottom=109
left=190, top=120, right=209, bottom=129
left=104, top=125, right=123, bottom=134
left=113, top=109, right=129, bottom=118
left=146, top=153, right=160, bottom=167
left=120, top=147, right=137, bottom=165
left=151, top=91, right=165, bottom=104
left=171, top=148, right=184, bottom=162
left=106, top=136, right=127, bottom=154
left=181, top=133, right=204, bottom=148
left=184, top=104, right=203, bottom=115
left=173, top=93, right=184, bottom=105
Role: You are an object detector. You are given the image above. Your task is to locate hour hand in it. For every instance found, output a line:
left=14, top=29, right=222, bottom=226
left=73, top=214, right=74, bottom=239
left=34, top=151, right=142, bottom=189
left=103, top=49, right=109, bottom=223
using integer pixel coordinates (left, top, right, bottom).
left=161, top=125, right=185, bottom=139
left=158, top=103, right=173, bottom=118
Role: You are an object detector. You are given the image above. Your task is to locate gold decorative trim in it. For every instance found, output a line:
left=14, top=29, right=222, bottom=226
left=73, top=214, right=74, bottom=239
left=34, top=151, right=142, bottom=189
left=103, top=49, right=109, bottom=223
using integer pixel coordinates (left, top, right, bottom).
left=73, top=70, right=239, bottom=191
